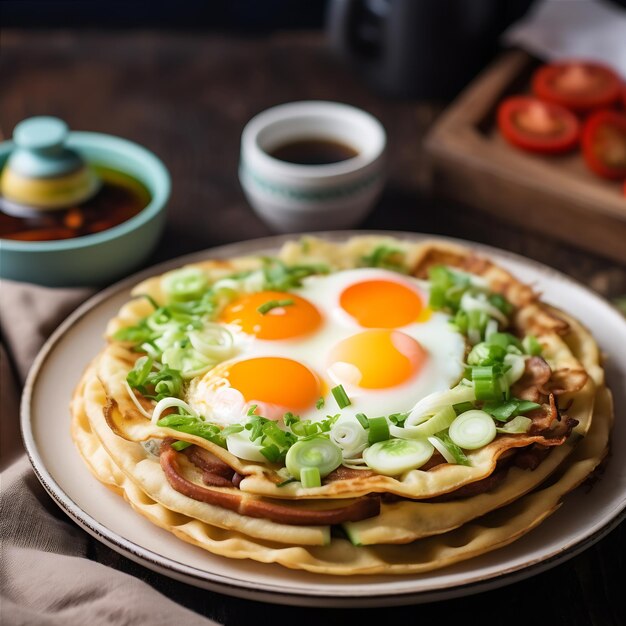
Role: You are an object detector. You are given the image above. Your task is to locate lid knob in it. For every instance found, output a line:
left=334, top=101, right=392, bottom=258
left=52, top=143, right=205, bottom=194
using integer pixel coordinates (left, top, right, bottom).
left=0, top=116, right=100, bottom=212
left=14, top=116, right=69, bottom=152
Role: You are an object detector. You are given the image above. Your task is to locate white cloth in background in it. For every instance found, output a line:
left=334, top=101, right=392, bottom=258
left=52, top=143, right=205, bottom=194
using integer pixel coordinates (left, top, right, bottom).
left=503, top=0, right=626, bottom=78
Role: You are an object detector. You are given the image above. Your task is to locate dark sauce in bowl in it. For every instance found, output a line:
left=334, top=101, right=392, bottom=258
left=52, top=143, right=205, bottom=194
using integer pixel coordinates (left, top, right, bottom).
left=0, top=166, right=151, bottom=241
left=268, top=138, right=359, bottom=165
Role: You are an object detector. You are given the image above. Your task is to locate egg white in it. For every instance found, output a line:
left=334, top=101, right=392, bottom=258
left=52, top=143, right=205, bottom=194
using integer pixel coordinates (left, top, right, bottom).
left=187, top=268, right=466, bottom=427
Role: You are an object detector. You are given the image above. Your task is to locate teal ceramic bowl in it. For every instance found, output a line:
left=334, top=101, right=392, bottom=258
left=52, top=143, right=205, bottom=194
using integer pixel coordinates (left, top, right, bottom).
left=0, top=132, right=170, bottom=287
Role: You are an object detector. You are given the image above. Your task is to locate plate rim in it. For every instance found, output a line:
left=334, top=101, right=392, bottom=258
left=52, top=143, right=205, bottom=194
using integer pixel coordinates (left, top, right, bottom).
left=20, top=229, right=626, bottom=607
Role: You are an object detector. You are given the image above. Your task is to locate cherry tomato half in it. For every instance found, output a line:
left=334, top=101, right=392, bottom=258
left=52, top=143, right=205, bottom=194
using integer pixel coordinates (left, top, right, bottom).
left=581, top=110, right=626, bottom=180
left=497, top=96, right=580, bottom=154
left=532, top=61, right=622, bottom=113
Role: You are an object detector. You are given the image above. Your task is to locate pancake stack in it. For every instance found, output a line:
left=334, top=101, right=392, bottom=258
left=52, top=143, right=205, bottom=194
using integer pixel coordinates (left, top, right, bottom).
left=71, top=236, right=613, bottom=574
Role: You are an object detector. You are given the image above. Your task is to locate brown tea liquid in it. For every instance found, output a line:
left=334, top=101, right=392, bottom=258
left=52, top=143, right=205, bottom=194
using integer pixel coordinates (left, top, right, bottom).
left=269, top=138, right=359, bottom=165
left=0, top=166, right=151, bottom=241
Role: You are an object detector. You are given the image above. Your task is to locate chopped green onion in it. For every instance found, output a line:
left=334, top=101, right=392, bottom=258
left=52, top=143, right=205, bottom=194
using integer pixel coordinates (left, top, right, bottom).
left=388, top=412, right=409, bottom=427
left=482, top=398, right=541, bottom=422
left=429, top=286, right=447, bottom=310
left=427, top=435, right=456, bottom=464
left=171, top=441, right=192, bottom=451
left=516, top=400, right=541, bottom=414
left=126, top=356, right=154, bottom=389
left=361, top=245, right=407, bottom=273
left=331, top=384, right=351, bottom=409
left=161, top=267, right=208, bottom=302
left=467, top=342, right=507, bottom=366
left=261, top=444, right=282, bottom=463
left=283, top=412, right=299, bottom=427
left=367, top=416, right=390, bottom=445
left=152, top=397, right=195, bottom=425
left=261, top=258, right=328, bottom=291
left=488, top=293, right=514, bottom=316
left=161, top=344, right=213, bottom=379
left=483, top=400, right=518, bottom=422
left=355, top=413, right=370, bottom=429
left=363, top=438, right=434, bottom=476
left=523, top=334, right=543, bottom=356
left=471, top=365, right=508, bottom=402
left=157, top=414, right=226, bottom=448
left=257, top=299, right=295, bottom=315
left=453, top=401, right=475, bottom=415
left=316, top=397, right=325, bottom=409
left=287, top=413, right=339, bottom=438
left=300, top=466, right=322, bottom=488
left=396, top=406, right=456, bottom=440
left=330, top=420, right=369, bottom=458
left=285, top=437, right=342, bottom=480
left=449, top=410, right=497, bottom=450
left=222, top=428, right=267, bottom=463
left=113, top=324, right=154, bottom=344
left=433, top=431, right=471, bottom=466
left=496, top=415, right=532, bottom=434
left=488, top=332, right=522, bottom=351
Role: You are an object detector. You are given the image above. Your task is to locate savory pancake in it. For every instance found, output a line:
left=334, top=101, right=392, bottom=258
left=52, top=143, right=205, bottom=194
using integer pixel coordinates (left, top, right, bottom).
left=73, top=371, right=612, bottom=574
left=70, top=235, right=613, bottom=572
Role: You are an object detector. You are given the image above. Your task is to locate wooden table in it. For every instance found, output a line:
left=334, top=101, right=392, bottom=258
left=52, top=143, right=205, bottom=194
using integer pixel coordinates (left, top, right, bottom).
left=2, top=30, right=624, bottom=626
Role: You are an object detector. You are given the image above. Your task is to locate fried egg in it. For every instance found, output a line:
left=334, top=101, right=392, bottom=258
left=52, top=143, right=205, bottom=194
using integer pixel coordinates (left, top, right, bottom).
left=187, top=268, right=466, bottom=426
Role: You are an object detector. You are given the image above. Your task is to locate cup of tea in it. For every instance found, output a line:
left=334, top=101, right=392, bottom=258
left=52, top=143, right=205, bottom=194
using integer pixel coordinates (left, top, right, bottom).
left=239, top=101, right=386, bottom=232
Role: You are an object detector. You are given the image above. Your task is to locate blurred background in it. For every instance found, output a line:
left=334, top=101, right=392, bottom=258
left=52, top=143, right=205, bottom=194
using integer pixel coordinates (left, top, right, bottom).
left=1, top=0, right=625, bottom=291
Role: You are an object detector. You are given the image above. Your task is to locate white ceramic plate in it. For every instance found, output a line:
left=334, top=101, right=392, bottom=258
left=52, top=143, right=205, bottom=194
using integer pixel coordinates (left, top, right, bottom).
left=21, top=231, right=626, bottom=608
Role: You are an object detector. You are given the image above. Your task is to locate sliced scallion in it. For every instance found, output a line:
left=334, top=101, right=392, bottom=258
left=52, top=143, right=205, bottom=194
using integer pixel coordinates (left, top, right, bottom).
left=367, top=416, right=390, bottom=445
left=331, top=384, right=351, bottom=409
left=449, top=410, right=497, bottom=450
left=161, top=267, right=208, bottom=302
left=355, top=413, right=369, bottom=429
left=285, top=437, right=342, bottom=480
left=433, top=432, right=471, bottom=466
left=390, top=405, right=456, bottom=440
left=300, top=466, right=322, bottom=488
left=226, top=430, right=266, bottom=462
left=171, top=441, right=192, bottom=451
left=257, top=299, right=295, bottom=315
left=496, top=415, right=532, bottom=434
left=363, top=438, right=434, bottom=476
left=523, top=334, right=543, bottom=356
left=330, top=420, right=369, bottom=459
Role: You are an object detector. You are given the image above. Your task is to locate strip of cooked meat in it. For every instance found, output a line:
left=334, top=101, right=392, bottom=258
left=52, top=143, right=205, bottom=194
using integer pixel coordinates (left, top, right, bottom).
left=160, top=441, right=381, bottom=525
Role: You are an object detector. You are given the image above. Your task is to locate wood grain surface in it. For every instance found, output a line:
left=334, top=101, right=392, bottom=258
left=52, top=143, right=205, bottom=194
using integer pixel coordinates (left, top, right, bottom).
left=1, top=30, right=624, bottom=626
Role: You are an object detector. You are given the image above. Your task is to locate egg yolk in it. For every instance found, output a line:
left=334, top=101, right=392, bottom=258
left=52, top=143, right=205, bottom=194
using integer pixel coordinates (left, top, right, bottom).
left=328, top=329, right=426, bottom=389
left=219, top=290, right=322, bottom=339
left=340, top=280, right=424, bottom=328
left=224, top=357, right=321, bottom=410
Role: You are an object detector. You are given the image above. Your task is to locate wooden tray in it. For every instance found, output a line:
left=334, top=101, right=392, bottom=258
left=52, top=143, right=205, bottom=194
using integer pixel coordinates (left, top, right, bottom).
left=424, top=50, right=626, bottom=264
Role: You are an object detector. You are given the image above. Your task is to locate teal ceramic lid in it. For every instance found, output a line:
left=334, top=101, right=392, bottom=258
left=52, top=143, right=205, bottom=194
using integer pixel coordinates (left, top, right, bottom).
left=0, top=116, right=100, bottom=210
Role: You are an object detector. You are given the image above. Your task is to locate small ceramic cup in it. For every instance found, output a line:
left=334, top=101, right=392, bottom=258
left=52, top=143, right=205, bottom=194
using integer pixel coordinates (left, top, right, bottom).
left=239, top=101, right=386, bottom=232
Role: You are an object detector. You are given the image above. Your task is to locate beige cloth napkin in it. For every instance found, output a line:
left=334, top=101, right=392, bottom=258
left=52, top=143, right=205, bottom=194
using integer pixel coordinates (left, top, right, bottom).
left=0, top=280, right=217, bottom=626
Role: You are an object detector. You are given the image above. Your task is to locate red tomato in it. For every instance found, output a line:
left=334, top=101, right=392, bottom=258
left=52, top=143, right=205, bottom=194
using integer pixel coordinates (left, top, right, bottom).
left=497, top=96, right=580, bottom=154
left=532, top=61, right=622, bottom=113
left=581, top=110, right=626, bottom=179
